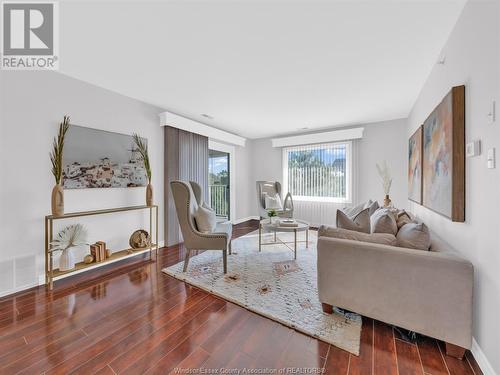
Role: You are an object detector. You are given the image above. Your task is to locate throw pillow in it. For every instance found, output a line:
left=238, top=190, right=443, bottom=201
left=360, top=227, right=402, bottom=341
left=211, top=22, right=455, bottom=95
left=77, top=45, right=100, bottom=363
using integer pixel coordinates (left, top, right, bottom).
left=202, top=201, right=215, bottom=212
left=342, top=201, right=368, bottom=218
left=396, top=210, right=413, bottom=229
left=396, top=222, right=431, bottom=250
left=342, top=200, right=379, bottom=218
left=194, top=205, right=217, bottom=233
left=318, top=226, right=397, bottom=246
left=265, top=193, right=283, bottom=210
left=336, top=208, right=370, bottom=233
left=370, top=208, right=397, bottom=235
left=367, top=200, right=380, bottom=216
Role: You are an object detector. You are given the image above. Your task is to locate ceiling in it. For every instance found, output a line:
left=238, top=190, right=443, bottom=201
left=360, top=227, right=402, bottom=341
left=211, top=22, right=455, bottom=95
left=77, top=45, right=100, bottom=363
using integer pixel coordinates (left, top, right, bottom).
left=59, top=0, right=466, bottom=139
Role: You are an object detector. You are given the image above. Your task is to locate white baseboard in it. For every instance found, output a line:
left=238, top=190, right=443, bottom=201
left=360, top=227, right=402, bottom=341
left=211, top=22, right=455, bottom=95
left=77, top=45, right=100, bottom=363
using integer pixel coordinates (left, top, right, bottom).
left=472, top=337, right=497, bottom=375
left=232, top=216, right=260, bottom=225
left=0, top=282, right=39, bottom=298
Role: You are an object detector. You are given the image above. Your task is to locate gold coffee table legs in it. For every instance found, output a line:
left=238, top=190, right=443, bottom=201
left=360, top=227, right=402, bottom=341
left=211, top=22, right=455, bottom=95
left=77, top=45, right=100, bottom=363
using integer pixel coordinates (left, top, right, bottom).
left=258, top=223, right=308, bottom=260
left=294, top=229, right=297, bottom=259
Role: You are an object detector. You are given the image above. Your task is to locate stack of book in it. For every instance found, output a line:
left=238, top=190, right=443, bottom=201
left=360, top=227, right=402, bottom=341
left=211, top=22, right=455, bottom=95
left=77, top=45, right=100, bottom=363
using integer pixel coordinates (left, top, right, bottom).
left=90, top=241, right=108, bottom=262
left=279, top=219, right=298, bottom=227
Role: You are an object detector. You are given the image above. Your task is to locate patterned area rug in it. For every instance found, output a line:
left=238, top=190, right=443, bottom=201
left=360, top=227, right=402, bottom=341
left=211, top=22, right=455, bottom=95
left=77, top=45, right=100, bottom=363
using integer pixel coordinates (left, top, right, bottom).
left=162, top=230, right=361, bottom=355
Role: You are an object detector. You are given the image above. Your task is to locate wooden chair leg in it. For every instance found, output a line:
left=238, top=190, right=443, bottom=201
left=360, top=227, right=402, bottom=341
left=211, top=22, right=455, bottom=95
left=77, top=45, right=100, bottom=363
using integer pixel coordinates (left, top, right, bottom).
left=228, top=241, right=232, bottom=255
left=223, top=250, right=227, bottom=274
left=445, top=342, right=466, bottom=360
left=182, top=249, right=191, bottom=272
left=321, top=303, right=333, bottom=314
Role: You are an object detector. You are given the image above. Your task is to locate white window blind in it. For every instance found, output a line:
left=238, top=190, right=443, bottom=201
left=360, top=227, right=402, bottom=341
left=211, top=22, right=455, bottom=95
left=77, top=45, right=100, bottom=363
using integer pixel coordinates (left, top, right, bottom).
left=283, top=141, right=352, bottom=203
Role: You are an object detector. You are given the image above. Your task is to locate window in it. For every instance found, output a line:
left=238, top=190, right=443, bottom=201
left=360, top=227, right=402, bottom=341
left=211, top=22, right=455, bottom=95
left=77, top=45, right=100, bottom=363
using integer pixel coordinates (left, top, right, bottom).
left=283, top=142, right=352, bottom=202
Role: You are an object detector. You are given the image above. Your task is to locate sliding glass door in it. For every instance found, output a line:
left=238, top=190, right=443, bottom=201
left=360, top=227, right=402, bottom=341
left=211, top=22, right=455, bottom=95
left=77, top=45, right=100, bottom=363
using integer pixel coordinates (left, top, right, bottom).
left=208, top=149, right=230, bottom=220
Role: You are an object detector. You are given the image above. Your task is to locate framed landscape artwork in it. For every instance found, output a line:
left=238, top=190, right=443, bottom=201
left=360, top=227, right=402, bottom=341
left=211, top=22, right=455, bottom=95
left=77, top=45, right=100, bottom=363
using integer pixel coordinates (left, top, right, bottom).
left=422, top=85, right=465, bottom=222
left=408, top=126, right=422, bottom=204
left=62, top=125, right=148, bottom=189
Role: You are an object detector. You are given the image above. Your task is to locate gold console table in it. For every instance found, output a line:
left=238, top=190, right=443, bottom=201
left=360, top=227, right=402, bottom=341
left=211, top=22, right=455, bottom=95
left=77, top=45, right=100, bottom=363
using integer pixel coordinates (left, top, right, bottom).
left=44, top=205, right=159, bottom=290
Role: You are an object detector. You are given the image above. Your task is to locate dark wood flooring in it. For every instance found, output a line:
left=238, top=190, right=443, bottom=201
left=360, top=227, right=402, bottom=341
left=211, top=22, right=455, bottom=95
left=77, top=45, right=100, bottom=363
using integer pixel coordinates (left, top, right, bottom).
left=0, top=220, right=482, bottom=375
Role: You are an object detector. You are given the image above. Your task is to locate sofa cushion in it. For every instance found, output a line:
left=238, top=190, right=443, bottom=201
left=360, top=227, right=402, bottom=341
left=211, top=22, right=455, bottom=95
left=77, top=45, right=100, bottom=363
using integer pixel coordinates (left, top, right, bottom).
left=336, top=208, right=370, bottom=233
left=396, top=222, right=431, bottom=250
left=370, top=208, right=397, bottom=235
left=194, top=204, right=217, bottom=233
left=318, top=226, right=397, bottom=246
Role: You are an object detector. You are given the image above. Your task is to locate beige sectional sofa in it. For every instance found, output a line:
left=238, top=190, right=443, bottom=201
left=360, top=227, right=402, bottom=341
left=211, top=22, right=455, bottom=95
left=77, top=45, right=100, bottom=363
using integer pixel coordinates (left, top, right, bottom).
left=317, top=228, right=473, bottom=359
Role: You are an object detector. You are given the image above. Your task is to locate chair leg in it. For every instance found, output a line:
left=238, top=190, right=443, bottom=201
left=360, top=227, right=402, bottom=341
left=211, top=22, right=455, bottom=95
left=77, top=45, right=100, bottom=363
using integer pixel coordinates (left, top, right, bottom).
left=228, top=241, right=232, bottom=255
left=321, top=303, right=333, bottom=314
left=182, top=249, right=191, bottom=272
left=223, top=250, right=228, bottom=274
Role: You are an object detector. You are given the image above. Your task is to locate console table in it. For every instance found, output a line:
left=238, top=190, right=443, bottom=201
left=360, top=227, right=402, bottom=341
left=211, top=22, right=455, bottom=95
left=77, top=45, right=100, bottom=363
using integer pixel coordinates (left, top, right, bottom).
left=44, top=205, right=159, bottom=290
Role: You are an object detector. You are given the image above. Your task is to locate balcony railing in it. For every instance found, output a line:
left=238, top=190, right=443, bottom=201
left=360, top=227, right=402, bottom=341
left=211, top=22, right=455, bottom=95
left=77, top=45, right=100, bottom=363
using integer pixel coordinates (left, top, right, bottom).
left=209, top=184, right=229, bottom=218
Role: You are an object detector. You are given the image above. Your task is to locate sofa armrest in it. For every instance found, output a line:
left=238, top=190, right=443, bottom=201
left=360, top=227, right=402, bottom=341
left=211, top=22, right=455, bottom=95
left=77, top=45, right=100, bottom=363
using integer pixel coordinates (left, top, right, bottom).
left=317, top=236, right=473, bottom=349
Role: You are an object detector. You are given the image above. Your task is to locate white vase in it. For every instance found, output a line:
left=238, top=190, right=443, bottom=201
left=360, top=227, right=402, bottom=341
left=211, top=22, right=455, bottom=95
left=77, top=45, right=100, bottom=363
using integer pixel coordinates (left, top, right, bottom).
left=59, top=248, right=76, bottom=271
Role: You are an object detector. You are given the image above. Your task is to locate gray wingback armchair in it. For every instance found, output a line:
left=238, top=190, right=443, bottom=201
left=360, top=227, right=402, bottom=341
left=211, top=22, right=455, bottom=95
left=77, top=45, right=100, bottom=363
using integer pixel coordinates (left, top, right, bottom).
left=170, top=180, right=232, bottom=273
left=256, top=181, right=294, bottom=219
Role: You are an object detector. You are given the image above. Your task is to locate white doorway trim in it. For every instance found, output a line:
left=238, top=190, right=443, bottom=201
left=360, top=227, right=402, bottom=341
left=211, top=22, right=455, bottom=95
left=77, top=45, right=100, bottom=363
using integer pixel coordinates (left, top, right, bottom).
left=208, top=140, right=236, bottom=222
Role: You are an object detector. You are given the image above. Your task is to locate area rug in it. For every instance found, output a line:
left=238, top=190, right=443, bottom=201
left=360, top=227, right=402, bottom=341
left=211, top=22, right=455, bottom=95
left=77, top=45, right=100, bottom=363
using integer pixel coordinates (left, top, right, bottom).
left=162, top=230, right=361, bottom=355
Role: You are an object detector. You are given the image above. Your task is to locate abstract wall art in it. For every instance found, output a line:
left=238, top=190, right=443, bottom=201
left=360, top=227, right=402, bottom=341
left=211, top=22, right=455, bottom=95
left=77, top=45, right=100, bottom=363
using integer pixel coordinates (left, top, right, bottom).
left=62, top=125, right=148, bottom=189
left=422, top=85, right=465, bottom=222
left=408, top=126, right=422, bottom=204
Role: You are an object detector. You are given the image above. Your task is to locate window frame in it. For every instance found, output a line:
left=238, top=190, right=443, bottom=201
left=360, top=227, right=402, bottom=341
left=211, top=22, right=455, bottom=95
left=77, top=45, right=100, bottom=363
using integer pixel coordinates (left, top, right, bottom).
left=282, top=141, right=353, bottom=204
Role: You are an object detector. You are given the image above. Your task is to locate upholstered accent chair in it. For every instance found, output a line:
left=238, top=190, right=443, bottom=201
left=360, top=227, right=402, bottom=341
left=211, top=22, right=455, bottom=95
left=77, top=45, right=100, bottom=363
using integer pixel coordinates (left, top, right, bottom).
left=256, top=181, right=294, bottom=219
left=170, top=180, right=232, bottom=273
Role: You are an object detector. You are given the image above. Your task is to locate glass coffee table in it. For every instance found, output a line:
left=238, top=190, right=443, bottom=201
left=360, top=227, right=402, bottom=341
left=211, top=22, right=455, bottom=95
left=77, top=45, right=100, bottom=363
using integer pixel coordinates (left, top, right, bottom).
left=259, top=219, right=309, bottom=259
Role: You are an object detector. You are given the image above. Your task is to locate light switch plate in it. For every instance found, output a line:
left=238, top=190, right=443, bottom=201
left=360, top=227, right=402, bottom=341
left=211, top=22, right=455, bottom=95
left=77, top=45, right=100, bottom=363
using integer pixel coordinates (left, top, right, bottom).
left=487, top=148, right=495, bottom=169
left=488, top=101, right=496, bottom=124
left=466, top=140, right=481, bottom=157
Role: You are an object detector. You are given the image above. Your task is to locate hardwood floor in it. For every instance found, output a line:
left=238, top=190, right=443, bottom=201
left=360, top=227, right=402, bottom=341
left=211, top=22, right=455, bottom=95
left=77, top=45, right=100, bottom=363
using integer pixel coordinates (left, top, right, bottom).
left=0, top=221, right=482, bottom=375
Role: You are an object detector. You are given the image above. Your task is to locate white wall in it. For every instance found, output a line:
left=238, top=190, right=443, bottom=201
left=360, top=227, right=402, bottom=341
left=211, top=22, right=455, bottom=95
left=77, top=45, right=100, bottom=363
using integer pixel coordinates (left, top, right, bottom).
left=407, top=1, right=499, bottom=373
left=357, top=119, right=407, bottom=207
left=246, top=119, right=407, bottom=225
left=0, top=71, right=165, bottom=296
left=234, top=142, right=256, bottom=221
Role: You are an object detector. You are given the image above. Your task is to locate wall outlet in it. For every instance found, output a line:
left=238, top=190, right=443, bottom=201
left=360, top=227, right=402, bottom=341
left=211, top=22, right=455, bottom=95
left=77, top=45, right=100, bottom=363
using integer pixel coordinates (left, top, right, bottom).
left=487, top=148, right=495, bottom=169
left=466, top=140, right=481, bottom=157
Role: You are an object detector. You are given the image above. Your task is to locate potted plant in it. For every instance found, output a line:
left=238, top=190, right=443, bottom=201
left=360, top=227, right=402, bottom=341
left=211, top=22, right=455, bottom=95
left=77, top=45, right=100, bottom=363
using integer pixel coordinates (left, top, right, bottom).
left=267, top=209, right=277, bottom=224
left=49, top=116, right=70, bottom=216
left=132, top=133, right=153, bottom=206
left=376, top=161, right=393, bottom=207
left=51, top=224, right=88, bottom=271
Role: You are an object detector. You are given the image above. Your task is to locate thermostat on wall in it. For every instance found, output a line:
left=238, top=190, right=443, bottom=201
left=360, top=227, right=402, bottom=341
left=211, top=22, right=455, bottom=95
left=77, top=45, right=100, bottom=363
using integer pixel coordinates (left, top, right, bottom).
left=466, top=140, right=481, bottom=157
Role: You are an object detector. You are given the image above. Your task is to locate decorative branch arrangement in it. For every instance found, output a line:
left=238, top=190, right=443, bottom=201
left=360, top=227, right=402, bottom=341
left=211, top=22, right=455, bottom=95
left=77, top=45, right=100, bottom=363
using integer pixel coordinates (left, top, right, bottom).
left=376, top=161, right=392, bottom=195
left=132, top=133, right=151, bottom=183
left=133, top=133, right=153, bottom=205
left=50, top=224, right=88, bottom=251
left=50, top=223, right=89, bottom=271
left=50, top=116, right=70, bottom=185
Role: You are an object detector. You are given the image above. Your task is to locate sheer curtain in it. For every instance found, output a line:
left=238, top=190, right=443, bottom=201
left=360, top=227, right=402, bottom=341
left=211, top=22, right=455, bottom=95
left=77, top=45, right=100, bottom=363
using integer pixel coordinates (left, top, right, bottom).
left=282, top=140, right=359, bottom=227
left=165, top=126, right=208, bottom=245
